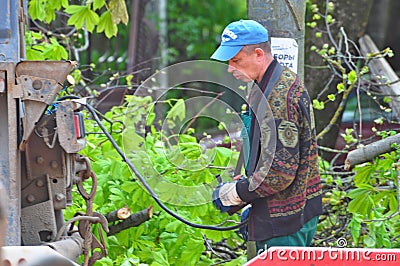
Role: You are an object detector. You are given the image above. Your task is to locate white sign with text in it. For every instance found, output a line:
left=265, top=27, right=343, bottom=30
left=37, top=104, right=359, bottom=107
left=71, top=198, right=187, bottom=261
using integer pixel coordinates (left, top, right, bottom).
left=271, top=37, right=299, bottom=74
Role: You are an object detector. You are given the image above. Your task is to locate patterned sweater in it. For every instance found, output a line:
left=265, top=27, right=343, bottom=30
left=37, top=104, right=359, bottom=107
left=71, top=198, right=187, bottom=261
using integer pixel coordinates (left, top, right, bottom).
left=236, top=60, right=322, bottom=241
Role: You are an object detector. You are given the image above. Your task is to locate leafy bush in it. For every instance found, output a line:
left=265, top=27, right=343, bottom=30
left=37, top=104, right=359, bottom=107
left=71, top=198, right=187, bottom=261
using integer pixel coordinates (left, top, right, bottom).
left=316, top=142, right=400, bottom=249
left=65, top=95, right=247, bottom=265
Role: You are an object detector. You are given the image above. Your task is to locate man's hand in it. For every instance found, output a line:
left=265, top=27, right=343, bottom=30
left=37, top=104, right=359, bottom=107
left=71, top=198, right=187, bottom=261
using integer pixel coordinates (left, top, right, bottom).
left=212, top=181, right=245, bottom=213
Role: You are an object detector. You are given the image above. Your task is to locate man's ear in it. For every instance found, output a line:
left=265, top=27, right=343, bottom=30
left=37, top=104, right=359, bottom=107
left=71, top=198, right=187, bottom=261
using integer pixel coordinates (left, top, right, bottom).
left=254, top=48, right=265, bottom=59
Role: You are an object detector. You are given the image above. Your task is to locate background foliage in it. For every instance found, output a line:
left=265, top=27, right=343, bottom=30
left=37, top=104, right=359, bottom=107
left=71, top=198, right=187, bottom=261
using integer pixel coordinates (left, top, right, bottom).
left=26, top=0, right=400, bottom=265
left=64, top=95, right=247, bottom=265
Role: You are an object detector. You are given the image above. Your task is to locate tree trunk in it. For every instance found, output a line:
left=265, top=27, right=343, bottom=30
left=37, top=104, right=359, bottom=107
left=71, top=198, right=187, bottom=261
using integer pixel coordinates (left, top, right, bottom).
left=247, top=0, right=307, bottom=80
left=304, top=0, right=373, bottom=160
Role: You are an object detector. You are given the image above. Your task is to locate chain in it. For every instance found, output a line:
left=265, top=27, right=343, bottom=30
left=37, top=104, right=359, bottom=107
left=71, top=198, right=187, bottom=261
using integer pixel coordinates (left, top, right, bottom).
left=76, top=158, right=108, bottom=266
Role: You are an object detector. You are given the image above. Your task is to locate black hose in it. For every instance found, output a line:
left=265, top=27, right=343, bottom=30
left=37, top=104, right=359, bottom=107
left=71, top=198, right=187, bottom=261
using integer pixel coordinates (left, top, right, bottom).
left=83, top=102, right=248, bottom=231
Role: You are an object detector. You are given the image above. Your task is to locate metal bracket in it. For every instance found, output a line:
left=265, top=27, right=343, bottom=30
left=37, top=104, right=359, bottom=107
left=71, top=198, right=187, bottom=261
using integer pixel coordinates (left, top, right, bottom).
left=16, top=75, right=59, bottom=104
left=14, top=60, right=77, bottom=149
left=21, top=199, right=57, bottom=245
left=56, top=101, right=86, bottom=153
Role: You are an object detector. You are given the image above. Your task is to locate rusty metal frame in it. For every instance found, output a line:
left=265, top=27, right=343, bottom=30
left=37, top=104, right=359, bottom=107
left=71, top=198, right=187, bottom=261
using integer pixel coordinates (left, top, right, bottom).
left=0, top=62, right=21, bottom=245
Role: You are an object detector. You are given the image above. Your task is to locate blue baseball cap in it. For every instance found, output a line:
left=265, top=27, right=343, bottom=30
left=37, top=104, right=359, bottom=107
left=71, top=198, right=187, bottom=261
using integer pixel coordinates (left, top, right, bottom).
left=210, top=19, right=269, bottom=61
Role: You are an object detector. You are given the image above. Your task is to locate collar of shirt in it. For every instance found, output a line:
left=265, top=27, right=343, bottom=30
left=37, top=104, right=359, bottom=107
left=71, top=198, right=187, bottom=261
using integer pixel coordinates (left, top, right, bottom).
left=255, top=59, right=279, bottom=93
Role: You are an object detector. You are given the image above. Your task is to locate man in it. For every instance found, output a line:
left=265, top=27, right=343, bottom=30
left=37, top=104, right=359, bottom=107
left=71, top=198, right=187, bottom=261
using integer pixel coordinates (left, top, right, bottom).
left=211, top=19, right=323, bottom=255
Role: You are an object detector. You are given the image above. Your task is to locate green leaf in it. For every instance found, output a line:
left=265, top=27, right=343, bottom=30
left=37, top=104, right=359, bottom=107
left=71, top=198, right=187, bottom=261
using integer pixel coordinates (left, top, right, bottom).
left=346, top=188, right=366, bottom=199
left=93, top=0, right=106, bottom=10
left=75, top=93, right=246, bottom=265
left=337, top=82, right=345, bottom=93
left=364, top=235, right=376, bottom=247
left=167, top=99, right=185, bottom=121
left=28, top=0, right=47, bottom=21
left=212, top=147, right=233, bottom=167
left=151, top=249, right=169, bottom=266
left=348, top=215, right=361, bottom=245
left=84, top=8, right=100, bottom=32
left=45, top=37, right=68, bottom=60
left=353, top=163, right=374, bottom=186
left=383, top=96, right=392, bottom=104
left=66, top=5, right=87, bottom=29
left=165, top=220, right=182, bottom=233
left=97, top=11, right=118, bottom=38
left=326, top=14, right=333, bottom=24
left=31, top=31, right=44, bottom=40
left=312, top=99, right=325, bottom=110
left=66, top=5, right=99, bottom=32
left=146, top=112, right=156, bottom=126
left=347, top=70, right=358, bottom=85
left=383, top=238, right=392, bottom=248
left=223, top=257, right=247, bottom=266
left=327, top=94, right=336, bottom=101
left=357, top=183, right=374, bottom=190
left=360, top=66, right=369, bottom=75
left=177, top=238, right=203, bottom=265
left=217, top=122, right=226, bottom=130
left=389, top=193, right=398, bottom=213
left=348, top=189, right=370, bottom=214
left=178, top=134, right=197, bottom=143
left=133, top=225, right=145, bottom=239
left=121, top=181, right=137, bottom=193
left=203, top=229, right=225, bottom=242
left=26, top=47, right=45, bottom=60
left=123, top=129, right=145, bottom=152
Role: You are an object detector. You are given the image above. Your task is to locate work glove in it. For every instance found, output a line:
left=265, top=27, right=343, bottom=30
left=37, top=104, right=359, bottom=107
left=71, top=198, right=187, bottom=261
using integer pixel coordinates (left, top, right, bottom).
left=238, top=205, right=251, bottom=241
left=212, top=181, right=245, bottom=213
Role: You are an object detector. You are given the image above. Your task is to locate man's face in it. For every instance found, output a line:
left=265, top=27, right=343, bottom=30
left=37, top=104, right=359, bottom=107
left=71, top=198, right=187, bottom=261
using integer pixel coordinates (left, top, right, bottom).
left=227, top=48, right=258, bottom=82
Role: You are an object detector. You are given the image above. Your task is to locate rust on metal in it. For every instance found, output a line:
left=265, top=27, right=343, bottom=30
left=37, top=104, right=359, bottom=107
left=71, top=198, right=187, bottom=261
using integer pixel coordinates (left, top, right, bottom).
left=56, top=100, right=86, bottom=154
left=14, top=61, right=78, bottom=149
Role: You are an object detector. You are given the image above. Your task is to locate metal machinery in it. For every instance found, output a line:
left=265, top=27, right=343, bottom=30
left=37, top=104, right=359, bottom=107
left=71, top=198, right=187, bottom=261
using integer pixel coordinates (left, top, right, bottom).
left=0, top=0, right=106, bottom=265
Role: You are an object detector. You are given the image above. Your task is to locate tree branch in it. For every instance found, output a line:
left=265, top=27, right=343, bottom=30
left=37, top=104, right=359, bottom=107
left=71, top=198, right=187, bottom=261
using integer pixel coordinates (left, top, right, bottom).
left=317, top=83, right=354, bottom=140
left=107, top=206, right=153, bottom=236
left=345, top=133, right=400, bottom=170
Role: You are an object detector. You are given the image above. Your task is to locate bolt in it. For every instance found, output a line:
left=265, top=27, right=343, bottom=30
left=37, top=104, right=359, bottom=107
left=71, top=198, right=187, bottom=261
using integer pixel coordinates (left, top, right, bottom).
left=26, top=194, right=35, bottom=203
left=32, top=79, right=42, bottom=90
left=36, top=156, right=44, bottom=164
left=50, top=160, right=59, bottom=169
left=36, top=179, right=44, bottom=187
left=55, top=193, right=65, bottom=201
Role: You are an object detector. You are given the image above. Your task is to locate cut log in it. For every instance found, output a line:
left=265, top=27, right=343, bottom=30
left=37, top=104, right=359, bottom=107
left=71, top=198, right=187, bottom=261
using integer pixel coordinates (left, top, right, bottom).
left=107, top=206, right=153, bottom=236
left=345, top=133, right=400, bottom=170
left=105, top=207, right=131, bottom=223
